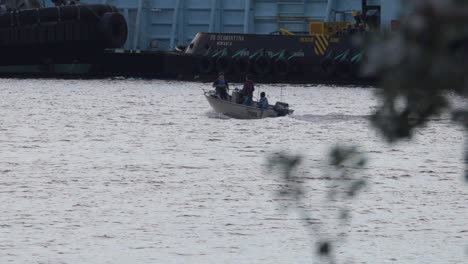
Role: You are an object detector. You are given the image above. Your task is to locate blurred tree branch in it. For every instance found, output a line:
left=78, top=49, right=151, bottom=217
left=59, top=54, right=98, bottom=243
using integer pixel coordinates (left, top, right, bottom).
left=268, top=147, right=367, bottom=263
left=364, top=1, right=467, bottom=133
left=363, top=0, right=468, bottom=181
left=269, top=1, right=467, bottom=262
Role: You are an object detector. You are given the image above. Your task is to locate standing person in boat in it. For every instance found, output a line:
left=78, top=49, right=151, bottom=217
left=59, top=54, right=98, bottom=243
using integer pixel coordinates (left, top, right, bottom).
left=257, top=92, right=269, bottom=109
left=212, top=72, right=229, bottom=100
left=241, top=74, right=255, bottom=106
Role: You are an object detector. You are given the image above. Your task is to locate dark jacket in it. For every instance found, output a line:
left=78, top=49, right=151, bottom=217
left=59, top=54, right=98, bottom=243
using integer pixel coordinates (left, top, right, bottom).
left=213, top=79, right=228, bottom=89
left=242, top=80, right=255, bottom=97
left=258, top=97, right=269, bottom=109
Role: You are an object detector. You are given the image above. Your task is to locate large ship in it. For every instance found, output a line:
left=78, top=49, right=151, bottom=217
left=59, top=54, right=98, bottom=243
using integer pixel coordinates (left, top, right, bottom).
left=0, top=0, right=401, bottom=83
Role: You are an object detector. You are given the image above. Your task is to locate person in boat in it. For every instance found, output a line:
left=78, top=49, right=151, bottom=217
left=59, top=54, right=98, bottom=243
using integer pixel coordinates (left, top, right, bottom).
left=241, top=74, right=255, bottom=106
left=212, top=72, right=229, bottom=100
left=257, top=92, right=269, bottom=109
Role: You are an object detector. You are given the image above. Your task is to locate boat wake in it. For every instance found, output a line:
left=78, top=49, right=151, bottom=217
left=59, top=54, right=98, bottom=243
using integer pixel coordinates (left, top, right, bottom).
left=290, top=113, right=371, bottom=123
left=205, top=111, right=231, bottom=119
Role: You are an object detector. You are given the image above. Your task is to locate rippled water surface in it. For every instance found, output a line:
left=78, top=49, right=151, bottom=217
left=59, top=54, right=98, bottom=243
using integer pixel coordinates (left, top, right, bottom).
left=0, top=79, right=466, bottom=264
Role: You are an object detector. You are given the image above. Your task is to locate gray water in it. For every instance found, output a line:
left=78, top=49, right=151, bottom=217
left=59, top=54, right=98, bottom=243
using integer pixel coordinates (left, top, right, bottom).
left=0, top=79, right=466, bottom=264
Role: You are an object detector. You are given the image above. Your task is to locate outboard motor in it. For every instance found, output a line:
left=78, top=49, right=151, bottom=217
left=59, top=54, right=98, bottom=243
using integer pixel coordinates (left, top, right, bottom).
left=273, top=102, right=290, bottom=116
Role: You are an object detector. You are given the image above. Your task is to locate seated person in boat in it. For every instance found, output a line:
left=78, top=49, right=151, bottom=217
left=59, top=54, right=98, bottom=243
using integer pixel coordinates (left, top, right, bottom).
left=212, top=72, right=229, bottom=100
left=257, top=92, right=269, bottom=109
left=241, top=74, right=255, bottom=105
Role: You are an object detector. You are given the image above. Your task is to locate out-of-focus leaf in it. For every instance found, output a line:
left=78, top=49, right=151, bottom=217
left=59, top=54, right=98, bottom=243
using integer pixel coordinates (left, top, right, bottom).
left=318, top=241, right=331, bottom=256
left=363, top=0, right=468, bottom=142
left=347, top=179, right=367, bottom=197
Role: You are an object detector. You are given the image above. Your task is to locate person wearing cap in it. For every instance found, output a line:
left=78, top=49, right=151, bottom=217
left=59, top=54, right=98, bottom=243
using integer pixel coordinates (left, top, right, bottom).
left=212, top=72, right=229, bottom=100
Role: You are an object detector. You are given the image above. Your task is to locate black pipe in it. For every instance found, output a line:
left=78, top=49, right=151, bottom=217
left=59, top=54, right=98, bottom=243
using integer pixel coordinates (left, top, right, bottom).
left=362, top=0, right=367, bottom=19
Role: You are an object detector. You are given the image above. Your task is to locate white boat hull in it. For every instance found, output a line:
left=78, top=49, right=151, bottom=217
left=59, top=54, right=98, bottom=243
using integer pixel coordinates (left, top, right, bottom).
left=204, top=91, right=293, bottom=119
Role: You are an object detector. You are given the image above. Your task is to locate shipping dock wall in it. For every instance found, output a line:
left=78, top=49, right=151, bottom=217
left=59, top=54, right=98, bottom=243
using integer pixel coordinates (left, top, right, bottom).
left=70, top=0, right=401, bottom=51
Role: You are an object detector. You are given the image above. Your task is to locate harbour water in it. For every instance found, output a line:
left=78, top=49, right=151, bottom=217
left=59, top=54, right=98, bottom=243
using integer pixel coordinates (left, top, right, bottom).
left=0, top=79, right=466, bottom=264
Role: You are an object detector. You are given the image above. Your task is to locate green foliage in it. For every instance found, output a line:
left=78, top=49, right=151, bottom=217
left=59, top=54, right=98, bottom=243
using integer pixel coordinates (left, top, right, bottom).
left=269, top=1, right=468, bottom=262
left=363, top=0, right=468, bottom=143
left=268, top=147, right=367, bottom=263
left=327, top=146, right=367, bottom=201
left=363, top=0, right=468, bottom=182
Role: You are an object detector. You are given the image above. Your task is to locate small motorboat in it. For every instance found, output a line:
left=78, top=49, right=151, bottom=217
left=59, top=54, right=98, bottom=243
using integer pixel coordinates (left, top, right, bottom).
left=204, top=89, right=294, bottom=119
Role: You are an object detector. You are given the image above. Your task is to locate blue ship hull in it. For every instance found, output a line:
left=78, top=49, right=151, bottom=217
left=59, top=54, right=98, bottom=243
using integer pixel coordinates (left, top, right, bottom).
left=80, top=0, right=400, bottom=52
left=0, top=0, right=398, bottom=84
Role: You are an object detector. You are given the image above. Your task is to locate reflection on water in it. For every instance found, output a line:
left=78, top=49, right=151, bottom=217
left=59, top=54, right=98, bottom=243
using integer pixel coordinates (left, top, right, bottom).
left=0, top=79, right=466, bottom=264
